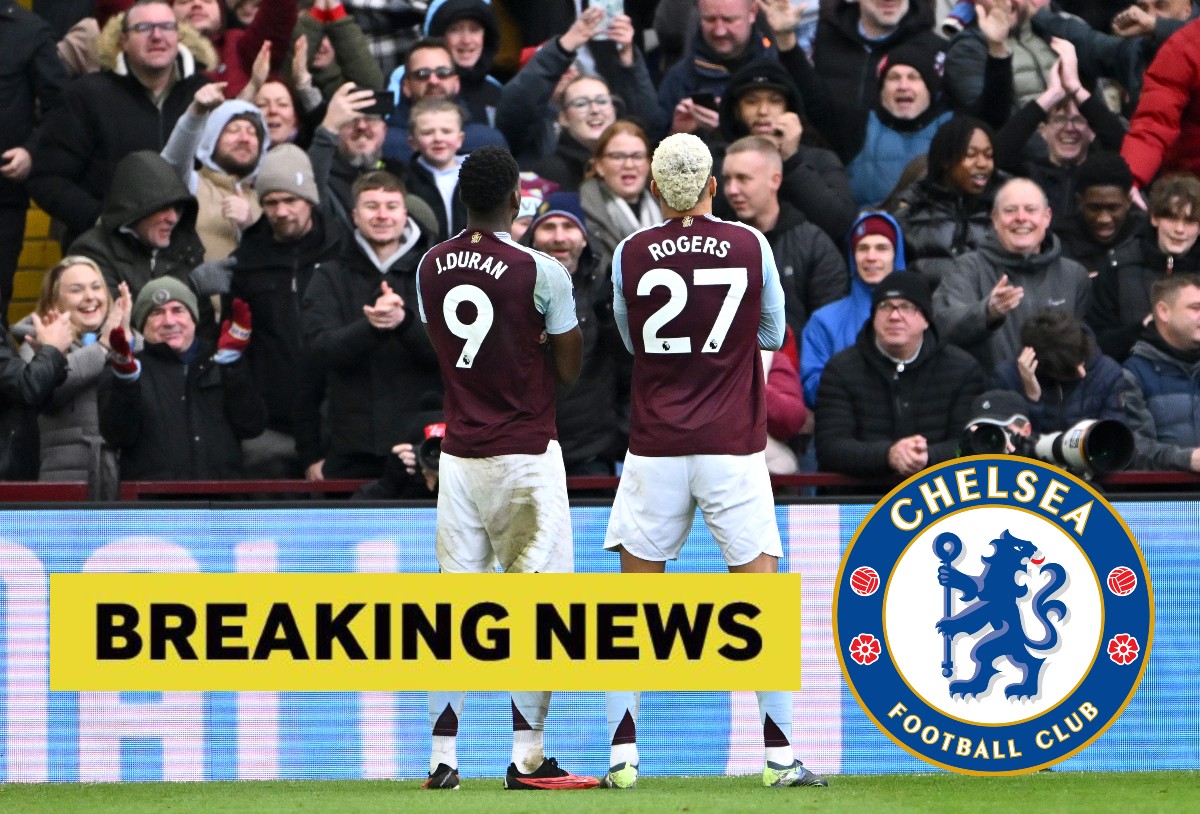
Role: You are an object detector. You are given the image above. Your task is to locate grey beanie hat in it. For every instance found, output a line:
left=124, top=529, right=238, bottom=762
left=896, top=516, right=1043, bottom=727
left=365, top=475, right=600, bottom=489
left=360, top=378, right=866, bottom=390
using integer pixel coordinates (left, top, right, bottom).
left=256, top=144, right=320, bottom=205
left=132, top=276, right=200, bottom=330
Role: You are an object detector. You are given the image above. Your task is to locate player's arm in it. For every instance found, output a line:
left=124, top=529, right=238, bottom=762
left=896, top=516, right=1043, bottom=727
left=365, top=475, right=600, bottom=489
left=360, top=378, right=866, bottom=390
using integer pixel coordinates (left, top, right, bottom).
left=535, top=254, right=584, bottom=385
left=547, top=327, right=584, bottom=385
left=611, top=243, right=635, bottom=353
left=756, top=231, right=786, bottom=351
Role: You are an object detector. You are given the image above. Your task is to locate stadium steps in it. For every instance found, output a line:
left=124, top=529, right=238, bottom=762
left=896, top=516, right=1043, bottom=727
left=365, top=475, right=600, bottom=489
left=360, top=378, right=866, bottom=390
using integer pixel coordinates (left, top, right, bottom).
left=10, top=205, right=60, bottom=327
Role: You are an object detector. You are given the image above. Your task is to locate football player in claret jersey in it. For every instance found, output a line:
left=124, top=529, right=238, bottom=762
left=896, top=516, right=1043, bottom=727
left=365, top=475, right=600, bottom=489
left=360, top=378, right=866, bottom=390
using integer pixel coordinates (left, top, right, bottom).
left=600, top=134, right=828, bottom=790
left=414, top=145, right=595, bottom=791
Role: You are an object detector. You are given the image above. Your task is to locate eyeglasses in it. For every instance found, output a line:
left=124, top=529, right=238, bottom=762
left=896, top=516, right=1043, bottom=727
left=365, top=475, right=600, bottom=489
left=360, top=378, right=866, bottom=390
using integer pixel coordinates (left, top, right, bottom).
left=125, top=20, right=179, bottom=34
left=878, top=301, right=920, bottom=316
left=1046, top=114, right=1087, bottom=129
left=602, top=151, right=647, bottom=164
left=565, top=94, right=614, bottom=111
left=411, top=66, right=455, bottom=80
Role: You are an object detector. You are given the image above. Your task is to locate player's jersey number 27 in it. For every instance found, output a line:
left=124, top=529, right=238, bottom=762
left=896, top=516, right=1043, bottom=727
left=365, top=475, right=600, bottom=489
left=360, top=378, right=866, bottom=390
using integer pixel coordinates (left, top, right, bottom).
left=443, top=284, right=494, bottom=368
left=637, top=267, right=747, bottom=354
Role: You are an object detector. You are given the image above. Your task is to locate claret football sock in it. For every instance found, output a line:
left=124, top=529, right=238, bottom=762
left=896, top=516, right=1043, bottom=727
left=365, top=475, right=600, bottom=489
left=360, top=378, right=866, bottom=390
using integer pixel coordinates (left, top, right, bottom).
left=511, top=693, right=551, bottom=773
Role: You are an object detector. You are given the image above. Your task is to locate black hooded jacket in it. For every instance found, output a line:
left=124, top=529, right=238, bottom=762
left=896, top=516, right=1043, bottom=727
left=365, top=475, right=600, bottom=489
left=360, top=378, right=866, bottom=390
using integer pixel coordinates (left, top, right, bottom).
left=67, top=151, right=207, bottom=301
left=424, top=0, right=503, bottom=127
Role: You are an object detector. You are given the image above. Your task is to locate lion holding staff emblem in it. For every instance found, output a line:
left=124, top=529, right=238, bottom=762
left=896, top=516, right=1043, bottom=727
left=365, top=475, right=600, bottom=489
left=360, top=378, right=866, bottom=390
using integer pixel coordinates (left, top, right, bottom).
left=934, top=530, right=1067, bottom=700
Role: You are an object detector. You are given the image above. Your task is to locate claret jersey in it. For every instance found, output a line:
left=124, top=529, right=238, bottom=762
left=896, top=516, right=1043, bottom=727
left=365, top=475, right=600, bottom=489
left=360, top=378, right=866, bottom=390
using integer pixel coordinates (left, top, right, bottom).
left=613, top=214, right=786, bottom=457
left=418, top=229, right=577, bottom=458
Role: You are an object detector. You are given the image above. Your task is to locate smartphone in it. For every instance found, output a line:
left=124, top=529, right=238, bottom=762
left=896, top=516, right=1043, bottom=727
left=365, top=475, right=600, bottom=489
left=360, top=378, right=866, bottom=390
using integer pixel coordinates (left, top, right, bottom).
left=360, top=89, right=395, bottom=119
left=591, top=0, right=624, bottom=41
left=691, top=92, right=719, bottom=112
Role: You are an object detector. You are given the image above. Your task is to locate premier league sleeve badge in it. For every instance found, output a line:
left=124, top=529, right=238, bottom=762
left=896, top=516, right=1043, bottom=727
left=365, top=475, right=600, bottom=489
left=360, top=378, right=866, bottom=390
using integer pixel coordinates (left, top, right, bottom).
left=834, top=456, right=1154, bottom=774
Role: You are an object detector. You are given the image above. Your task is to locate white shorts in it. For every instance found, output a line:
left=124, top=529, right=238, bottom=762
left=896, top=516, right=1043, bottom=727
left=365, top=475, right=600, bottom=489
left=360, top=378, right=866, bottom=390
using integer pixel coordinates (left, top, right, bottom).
left=603, top=451, right=782, bottom=567
left=436, top=440, right=574, bottom=573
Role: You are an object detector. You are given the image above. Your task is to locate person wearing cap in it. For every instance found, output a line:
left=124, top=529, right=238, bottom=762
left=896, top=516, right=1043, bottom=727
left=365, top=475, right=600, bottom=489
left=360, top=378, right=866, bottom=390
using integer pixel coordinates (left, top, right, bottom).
left=216, top=142, right=341, bottom=478
left=721, top=135, right=847, bottom=338
left=802, top=210, right=907, bottom=406
left=758, top=0, right=1010, bottom=211
left=934, top=177, right=1092, bottom=372
left=98, top=274, right=266, bottom=480
left=963, top=388, right=1033, bottom=455
left=816, top=270, right=984, bottom=479
left=710, top=56, right=856, bottom=244
left=160, top=82, right=271, bottom=261
left=523, top=192, right=629, bottom=478
left=793, top=0, right=945, bottom=154
left=302, top=168, right=440, bottom=479
left=493, top=4, right=661, bottom=171
left=67, top=150, right=207, bottom=306
left=603, top=132, right=828, bottom=791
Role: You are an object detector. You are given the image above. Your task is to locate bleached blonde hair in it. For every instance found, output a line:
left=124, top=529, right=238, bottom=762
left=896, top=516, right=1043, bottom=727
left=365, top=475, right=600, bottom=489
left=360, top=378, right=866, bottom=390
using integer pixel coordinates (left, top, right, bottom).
left=651, top=133, right=713, bottom=212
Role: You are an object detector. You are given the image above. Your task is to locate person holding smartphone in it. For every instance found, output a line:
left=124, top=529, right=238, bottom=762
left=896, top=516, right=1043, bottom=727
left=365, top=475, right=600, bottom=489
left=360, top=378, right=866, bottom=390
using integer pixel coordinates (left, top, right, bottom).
left=658, top=0, right=778, bottom=138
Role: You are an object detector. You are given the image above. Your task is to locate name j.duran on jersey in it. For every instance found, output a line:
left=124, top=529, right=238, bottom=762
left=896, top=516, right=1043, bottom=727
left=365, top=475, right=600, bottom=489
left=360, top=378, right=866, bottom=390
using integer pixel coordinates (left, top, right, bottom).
left=432, top=250, right=509, bottom=279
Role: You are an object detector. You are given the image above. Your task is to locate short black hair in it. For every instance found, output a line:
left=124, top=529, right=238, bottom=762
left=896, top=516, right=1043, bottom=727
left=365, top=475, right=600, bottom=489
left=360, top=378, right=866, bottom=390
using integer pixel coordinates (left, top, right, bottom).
left=927, top=115, right=994, bottom=187
left=1074, top=152, right=1133, bottom=194
left=458, top=146, right=519, bottom=214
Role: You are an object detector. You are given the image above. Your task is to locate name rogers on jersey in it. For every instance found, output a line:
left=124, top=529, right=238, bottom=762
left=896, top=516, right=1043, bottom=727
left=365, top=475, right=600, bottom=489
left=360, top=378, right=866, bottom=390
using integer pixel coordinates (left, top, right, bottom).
left=647, top=235, right=731, bottom=261
left=433, top=251, right=509, bottom=279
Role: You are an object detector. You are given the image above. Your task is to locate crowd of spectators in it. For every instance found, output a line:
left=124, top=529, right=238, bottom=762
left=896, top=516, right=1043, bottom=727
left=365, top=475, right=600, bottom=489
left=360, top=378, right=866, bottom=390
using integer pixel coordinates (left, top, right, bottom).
left=4, top=0, right=1200, bottom=493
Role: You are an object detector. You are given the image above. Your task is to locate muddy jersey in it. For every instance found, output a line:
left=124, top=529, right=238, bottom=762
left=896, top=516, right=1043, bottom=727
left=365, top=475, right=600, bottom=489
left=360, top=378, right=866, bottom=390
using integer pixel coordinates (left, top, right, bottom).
left=418, top=229, right=577, bottom=457
left=613, top=214, right=785, bottom=456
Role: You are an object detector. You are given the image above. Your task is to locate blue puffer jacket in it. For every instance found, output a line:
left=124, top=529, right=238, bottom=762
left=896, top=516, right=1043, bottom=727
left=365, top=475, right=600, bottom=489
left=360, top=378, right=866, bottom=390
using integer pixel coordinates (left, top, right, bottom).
left=1122, top=337, right=1200, bottom=470
left=847, top=109, right=951, bottom=209
left=801, top=211, right=907, bottom=405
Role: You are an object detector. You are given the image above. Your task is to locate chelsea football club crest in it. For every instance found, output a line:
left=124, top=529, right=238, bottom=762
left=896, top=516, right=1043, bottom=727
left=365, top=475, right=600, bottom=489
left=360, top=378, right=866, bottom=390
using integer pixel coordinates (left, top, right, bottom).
left=835, top=456, right=1153, bottom=774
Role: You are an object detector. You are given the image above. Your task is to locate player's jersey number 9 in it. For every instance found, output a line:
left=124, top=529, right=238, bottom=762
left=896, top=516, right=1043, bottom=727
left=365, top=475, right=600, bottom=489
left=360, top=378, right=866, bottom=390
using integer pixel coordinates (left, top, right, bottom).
left=443, top=284, right=494, bottom=368
left=637, top=267, right=747, bottom=355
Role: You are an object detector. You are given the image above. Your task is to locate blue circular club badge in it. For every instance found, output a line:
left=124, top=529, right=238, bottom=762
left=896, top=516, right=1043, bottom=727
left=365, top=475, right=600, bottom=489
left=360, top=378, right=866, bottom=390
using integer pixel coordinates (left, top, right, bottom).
left=835, top=456, right=1153, bottom=775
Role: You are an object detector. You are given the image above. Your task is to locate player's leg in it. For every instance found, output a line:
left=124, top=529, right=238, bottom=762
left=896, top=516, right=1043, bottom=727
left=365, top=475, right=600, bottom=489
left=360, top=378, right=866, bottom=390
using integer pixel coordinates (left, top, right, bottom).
left=424, top=453, right=493, bottom=789
left=601, top=454, right=696, bottom=787
left=482, top=441, right=574, bottom=574
left=425, top=693, right=465, bottom=789
left=600, top=691, right=640, bottom=788
left=473, top=443, right=597, bottom=789
left=693, top=452, right=828, bottom=788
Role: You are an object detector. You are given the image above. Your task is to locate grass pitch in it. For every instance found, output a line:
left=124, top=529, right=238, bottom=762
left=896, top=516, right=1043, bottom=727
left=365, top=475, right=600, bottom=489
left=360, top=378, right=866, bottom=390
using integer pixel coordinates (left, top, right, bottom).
left=1, top=771, right=1195, bottom=814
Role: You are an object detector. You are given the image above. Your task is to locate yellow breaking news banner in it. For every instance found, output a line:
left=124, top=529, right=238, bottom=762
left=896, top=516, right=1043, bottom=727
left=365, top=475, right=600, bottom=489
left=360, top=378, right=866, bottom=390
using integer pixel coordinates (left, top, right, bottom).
left=50, top=573, right=801, bottom=692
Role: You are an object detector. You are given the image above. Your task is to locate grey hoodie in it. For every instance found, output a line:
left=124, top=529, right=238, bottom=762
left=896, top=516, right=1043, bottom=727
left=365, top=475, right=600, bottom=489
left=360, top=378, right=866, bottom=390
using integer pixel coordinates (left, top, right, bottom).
left=933, top=231, right=1091, bottom=370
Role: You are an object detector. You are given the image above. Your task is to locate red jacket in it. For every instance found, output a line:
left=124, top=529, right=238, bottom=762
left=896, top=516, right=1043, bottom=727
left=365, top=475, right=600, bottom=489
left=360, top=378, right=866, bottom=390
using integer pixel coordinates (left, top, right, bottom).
left=210, top=0, right=297, bottom=97
left=1122, top=16, right=1200, bottom=188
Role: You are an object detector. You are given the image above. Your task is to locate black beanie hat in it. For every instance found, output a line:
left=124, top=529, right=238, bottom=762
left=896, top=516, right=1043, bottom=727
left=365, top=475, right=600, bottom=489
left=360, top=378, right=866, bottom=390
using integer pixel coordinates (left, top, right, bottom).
left=872, top=271, right=934, bottom=324
left=878, top=42, right=944, bottom=99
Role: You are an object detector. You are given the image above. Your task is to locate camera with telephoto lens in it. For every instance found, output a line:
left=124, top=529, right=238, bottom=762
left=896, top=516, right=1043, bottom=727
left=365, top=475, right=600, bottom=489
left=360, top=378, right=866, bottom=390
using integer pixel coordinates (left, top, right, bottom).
left=416, top=420, right=445, bottom=474
left=962, top=419, right=1134, bottom=479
